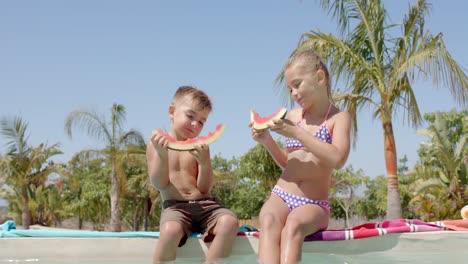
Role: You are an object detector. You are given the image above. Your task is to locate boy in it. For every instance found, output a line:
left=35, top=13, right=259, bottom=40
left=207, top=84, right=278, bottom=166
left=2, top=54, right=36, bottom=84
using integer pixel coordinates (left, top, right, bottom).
left=146, top=86, right=239, bottom=263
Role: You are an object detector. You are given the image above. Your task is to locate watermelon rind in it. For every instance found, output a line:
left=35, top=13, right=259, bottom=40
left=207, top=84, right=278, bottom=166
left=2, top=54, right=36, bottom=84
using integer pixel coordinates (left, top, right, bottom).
left=162, top=124, right=226, bottom=151
left=250, top=108, right=287, bottom=130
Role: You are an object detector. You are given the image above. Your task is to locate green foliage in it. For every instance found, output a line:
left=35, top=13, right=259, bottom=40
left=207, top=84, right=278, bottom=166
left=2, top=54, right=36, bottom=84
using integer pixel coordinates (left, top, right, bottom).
left=330, top=165, right=369, bottom=227
left=358, top=156, right=414, bottom=220
left=279, top=0, right=468, bottom=219
left=237, top=141, right=283, bottom=192
left=360, top=175, right=387, bottom=219
left=121, top=154, right=160, bottom=231
left=65, top=103, right=145, bottom=231
left=408, top=109, right=467, bottom=220
left=3, top=103, right=465, bottom=229
left=0, top=115, right=63, bottom=227
left=212, top=153, right=238, bottom=172
left=210, top=154, right=265, bottom=219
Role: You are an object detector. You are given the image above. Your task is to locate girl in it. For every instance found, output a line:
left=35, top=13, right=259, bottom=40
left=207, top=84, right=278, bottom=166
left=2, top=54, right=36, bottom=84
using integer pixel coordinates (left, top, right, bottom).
left=251, top=49, right=351, bottom=264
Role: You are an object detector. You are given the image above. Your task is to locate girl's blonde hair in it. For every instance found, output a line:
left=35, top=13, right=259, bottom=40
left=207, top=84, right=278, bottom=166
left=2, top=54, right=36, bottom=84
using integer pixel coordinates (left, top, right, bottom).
left=286, top=49, right=332, bottom=100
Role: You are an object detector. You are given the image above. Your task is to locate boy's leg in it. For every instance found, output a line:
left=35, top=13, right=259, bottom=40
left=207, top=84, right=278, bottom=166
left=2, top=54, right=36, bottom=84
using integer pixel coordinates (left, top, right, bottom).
left=153, top=220, right=186, bottom=263
left=257, top=193, right=289, bottom=264
left=205, top=214, right=239, bottom=262
left=280, top=204, right=328, bottom=264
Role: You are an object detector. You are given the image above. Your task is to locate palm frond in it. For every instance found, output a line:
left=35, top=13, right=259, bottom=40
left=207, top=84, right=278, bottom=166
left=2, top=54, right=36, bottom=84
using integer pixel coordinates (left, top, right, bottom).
left=316, top=0, right=360, bottom=35
left=0, top=116, right=30, bottom=157
left=393, top=34, right=468, bottom=107
left=65, top=110, right=112, bottom=144
left=410, top=177, right=446, bottom=194
left=120, top=129, right=146, bottom=148
left=111, top=104, right=127, bottom=138
left=389, top=74, right=423, bottom=127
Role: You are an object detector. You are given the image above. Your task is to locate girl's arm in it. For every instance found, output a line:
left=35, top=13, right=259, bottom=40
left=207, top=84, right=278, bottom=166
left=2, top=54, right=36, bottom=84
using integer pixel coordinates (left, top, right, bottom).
left=296, top=111, right=351, bottom=169
left=261, top=134, right=288, bottom=169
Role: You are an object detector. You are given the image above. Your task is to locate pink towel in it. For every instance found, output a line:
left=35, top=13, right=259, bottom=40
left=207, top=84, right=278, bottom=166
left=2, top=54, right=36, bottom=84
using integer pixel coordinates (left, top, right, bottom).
left=236, top=218, right=468, bottom=241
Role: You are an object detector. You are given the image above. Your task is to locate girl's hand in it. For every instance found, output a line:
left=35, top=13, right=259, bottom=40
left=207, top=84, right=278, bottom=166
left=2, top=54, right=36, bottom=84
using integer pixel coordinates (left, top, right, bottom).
left=150, top=130, right=169, bottom=158
left=269, top=119, right=298, bottom=138
left=249, top=121, right=271, bottom=144
left=190, top=144, right=210, bottom=164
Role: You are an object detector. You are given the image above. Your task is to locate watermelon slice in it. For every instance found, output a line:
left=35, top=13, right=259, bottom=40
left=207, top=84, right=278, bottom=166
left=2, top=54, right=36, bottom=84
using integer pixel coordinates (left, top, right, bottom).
left=250, top=107, right=288, bottom=130
left=156, top=124, right=226, bottom=151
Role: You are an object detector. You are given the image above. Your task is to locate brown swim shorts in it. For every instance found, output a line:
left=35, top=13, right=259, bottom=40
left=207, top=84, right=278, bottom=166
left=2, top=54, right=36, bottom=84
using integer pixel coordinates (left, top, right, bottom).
left=160, top=197, right=238, bottom=247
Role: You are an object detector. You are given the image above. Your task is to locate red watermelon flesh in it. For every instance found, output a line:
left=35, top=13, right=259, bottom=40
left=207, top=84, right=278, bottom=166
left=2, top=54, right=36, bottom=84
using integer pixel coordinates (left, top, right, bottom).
left=250, top=107, right=287, bottom=130
left=156, top=124, right=225, bottom=151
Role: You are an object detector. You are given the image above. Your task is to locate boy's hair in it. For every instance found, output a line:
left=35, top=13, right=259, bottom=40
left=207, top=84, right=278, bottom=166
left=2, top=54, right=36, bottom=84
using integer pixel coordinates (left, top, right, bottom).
left=173, top=86, right=213, bottom=112
left=286, top=49, right=332, bottom=99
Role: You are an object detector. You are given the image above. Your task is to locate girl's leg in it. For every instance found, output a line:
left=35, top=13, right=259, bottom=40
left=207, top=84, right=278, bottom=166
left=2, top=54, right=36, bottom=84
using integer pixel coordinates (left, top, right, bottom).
left=258, top=193, right=290, bottom=264
left=280, top=204, right=329, bottom=264
left=206, top=214, right=239, bottom=262
left=153, top=221, right=185, bottom=263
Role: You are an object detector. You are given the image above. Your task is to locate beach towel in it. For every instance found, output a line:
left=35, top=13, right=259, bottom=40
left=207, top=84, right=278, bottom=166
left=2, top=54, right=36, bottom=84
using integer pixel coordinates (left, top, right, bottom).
left=237, top=218, right=468, bottom=241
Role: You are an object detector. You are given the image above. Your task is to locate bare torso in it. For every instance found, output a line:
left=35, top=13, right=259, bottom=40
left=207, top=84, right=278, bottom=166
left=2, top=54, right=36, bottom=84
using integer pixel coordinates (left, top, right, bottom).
left=159, top=150, right=211, bottom=201
left=278, top=150, right=333, bottom=200
left=276, top=108, right=336, bottom=201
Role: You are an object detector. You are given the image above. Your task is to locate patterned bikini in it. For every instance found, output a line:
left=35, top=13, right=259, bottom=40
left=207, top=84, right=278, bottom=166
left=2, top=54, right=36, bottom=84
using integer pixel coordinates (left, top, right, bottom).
left=272, top=104, right=333, bottom=212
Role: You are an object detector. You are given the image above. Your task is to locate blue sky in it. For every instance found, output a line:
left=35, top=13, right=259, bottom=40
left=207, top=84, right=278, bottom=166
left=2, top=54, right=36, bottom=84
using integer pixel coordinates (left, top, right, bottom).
left=0, top=0, right=466, bottom=180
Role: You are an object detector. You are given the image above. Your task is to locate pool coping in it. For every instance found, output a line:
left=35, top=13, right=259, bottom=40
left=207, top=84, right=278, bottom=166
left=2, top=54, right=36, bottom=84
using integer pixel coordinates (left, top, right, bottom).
left=1, top=231, right=467, bottom=261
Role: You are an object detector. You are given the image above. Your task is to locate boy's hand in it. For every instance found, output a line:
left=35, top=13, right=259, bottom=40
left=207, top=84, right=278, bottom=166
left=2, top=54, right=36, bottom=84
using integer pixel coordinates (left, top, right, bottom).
left=269, top=119, right=298, bottom=138
left=150, top=130, right=169, bottom=157
left=190, top=144, right=210, bottom=164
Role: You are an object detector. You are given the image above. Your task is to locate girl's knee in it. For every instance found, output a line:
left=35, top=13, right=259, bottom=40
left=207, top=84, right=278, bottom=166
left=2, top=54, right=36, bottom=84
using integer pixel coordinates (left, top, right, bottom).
left=259, top=213, right=281, bottom=230
left=282, top=217, right=304, bottom=237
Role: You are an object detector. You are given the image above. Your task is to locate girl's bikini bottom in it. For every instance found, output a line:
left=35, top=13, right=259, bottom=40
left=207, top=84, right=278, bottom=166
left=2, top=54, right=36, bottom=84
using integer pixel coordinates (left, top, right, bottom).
left=272, top=185, right=330, bottom=213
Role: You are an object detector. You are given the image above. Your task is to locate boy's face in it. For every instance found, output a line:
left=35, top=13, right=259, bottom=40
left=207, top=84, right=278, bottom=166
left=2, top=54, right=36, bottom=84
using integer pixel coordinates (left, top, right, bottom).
left=169, top=97, right=210, bottom=140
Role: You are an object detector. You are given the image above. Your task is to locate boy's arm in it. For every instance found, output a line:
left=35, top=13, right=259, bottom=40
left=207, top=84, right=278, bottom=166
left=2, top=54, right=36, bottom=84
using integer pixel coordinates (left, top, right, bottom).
left=192, top=145, right=214, bottom=194
left=196, top=157, right=214, bottom=194
left=146, top=141, right=170, bottom=189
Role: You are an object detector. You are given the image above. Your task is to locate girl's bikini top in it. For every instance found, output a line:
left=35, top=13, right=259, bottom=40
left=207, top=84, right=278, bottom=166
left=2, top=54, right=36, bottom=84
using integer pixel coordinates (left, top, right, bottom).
left=285, top=104, right=333, bottom=150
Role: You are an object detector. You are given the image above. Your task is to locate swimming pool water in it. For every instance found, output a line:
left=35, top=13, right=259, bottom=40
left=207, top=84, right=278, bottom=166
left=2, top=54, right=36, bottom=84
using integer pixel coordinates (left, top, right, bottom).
left=5, top=251, right=467, bottom=264
left=2, top=231, right=467, bottom=264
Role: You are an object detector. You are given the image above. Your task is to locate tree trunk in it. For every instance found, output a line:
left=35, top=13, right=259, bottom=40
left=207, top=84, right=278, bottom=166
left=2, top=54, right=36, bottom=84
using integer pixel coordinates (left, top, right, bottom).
left=110, top=165, right=121, bottom=232
left=143, top=197, right=150, bottom=231
left=383, top=121, right=403, bottom=219
left=21, top=186, right=31, bottom=229
left=344, top=209, right=350, bottom=228
left=133, top=207, right=140, bottom=231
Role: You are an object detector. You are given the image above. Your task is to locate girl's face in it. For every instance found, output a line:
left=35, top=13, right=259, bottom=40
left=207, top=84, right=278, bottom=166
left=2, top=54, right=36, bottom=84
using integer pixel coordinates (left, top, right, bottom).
left=169, top=97, right=210, bottom=140
left=285, top=62, right=326, bottom=109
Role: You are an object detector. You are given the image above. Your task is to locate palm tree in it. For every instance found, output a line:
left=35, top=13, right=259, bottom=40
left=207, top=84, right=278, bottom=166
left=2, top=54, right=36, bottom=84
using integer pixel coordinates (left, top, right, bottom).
left=0, top=116, right=62, bottom=228
left=409, top=111, right=467, bottom=218
left=122, top=140, right=160, bottom=231
left=65, top=103, right=144, bottom=232
left=279, top=0, right=468, bottom=219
